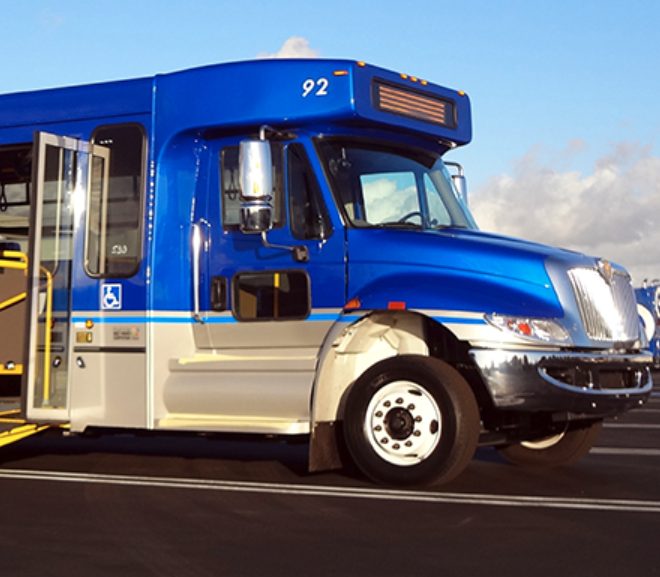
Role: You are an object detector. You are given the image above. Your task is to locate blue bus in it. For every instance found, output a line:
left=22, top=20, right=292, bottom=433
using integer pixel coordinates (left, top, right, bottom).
left=0, top=59, right=653, bottom=485
left=636, top=281, right=659, bottom=367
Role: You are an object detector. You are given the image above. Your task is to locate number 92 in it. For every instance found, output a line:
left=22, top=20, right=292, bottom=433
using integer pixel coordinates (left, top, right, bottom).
left=302, top=77, right=329, bottom=97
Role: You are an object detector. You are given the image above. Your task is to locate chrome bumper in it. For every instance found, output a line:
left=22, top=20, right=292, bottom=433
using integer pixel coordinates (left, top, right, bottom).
left=470, top=348, right=653, bottom=416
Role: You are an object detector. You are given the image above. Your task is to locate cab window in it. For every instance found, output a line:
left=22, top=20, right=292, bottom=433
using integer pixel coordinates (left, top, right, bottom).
left=287, top=144, right=331, bottom=240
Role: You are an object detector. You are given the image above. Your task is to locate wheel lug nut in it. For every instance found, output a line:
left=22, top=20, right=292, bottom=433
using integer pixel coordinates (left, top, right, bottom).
left=396, top=398, right=403, bottom=404
left=405, top=441, right=413, bottom=447
left=375, top=425, right=382, bottom=432
left=415, top=416, right=422, bottom=422
left=413, top=431, right=421, bottom=437
left=381, top=438, right=389, bottom=444
left=408, top=404, right=415, bottom=411
left=384, top=401, right=391, bottom=408
left=393, top=443, right=400, bottom=450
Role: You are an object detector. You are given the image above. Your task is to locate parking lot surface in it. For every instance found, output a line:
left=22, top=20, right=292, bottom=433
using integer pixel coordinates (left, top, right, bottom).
left=0, top=374, right=658, bottom=577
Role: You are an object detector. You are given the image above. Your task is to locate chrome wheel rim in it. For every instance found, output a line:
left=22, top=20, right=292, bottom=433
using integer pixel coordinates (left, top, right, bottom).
left=521, top=431, right=565, bottom=450
left=365, top=381, right=441, bottom=466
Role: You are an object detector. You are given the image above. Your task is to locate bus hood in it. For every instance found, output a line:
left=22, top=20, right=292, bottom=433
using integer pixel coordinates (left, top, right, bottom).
left=346, top=227, right=597, bottom=318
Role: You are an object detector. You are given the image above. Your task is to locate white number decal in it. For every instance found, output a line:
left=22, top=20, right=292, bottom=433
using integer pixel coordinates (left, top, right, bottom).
left=316, top=77, right=329, bottom=96
left=111, top=244, right=128, bottom=256
left=302, top=77, right=329, bottom=97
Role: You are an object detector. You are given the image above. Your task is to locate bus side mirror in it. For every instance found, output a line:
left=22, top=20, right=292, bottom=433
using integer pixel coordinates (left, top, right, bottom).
left=444, top=161, right=468, bottom=206
left=452, top=174, right=468, bottom=206
left=239, top=140, right=273, bottom=233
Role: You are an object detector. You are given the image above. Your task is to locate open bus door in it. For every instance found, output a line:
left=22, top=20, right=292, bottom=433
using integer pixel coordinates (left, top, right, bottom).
left=21, top=132, right=109, bottom=423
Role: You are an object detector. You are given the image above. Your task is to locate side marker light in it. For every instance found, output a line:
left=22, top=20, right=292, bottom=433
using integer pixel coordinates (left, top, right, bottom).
left=344, top=298, right=361, bottom=311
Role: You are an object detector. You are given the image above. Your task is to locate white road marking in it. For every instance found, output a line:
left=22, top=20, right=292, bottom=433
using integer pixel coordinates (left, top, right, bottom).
left=604, top=423, right=660, bottom=429
left=0, top=468, right=659, bottom=514
left=591, top=447, right=660, bottom=457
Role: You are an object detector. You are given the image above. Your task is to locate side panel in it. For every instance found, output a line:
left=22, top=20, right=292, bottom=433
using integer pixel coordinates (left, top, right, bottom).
left=70, top=350, right=146, bottom=431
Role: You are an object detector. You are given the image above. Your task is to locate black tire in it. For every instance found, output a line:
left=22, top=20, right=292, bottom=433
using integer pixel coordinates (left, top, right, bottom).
left=497, top=420, right=603, bottom=468
left=343, top=355, right=480, bottom=487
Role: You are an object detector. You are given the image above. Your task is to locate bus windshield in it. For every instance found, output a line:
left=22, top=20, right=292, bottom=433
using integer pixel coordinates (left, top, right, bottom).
left=318, top=140, right=477, bottom=230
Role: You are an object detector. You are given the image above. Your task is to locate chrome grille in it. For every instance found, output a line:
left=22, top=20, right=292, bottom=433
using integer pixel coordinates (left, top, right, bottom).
left=568, top=267, right=639, bottom=342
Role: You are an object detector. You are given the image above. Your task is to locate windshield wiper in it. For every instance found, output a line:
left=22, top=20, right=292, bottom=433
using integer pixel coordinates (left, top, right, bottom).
left=373, top=222, right=423, bottom=229
left=431, top=224, right=469, bottom=230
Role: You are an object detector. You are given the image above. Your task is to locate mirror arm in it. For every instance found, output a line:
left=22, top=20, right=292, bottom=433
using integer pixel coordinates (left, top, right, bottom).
left=260, top=232, right=309, bottom=263
left=259, top=125, right=275, bottom=141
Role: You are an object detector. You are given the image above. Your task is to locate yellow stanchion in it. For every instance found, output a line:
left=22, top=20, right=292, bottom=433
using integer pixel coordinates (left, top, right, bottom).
left=39, top=266, right=53, bottom=405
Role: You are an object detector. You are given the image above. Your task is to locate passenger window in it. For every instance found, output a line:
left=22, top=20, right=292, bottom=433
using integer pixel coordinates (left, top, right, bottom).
left=220, top=144, right=283, bottom=229
left=287, top=144, right=331, bottom=240
left=88, top=124, right=145, bottom=277
left=233, top=271, right=309, bottom=321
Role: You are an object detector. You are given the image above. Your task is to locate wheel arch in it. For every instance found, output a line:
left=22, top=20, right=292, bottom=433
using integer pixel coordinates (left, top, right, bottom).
left=308, top=309, right=490, bottom=472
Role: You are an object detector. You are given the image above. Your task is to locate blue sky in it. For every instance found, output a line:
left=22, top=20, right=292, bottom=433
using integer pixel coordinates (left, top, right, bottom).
left=1, top=0, right=659, bottom=280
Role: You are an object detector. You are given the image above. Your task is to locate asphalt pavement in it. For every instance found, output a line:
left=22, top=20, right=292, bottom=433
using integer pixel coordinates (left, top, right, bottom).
left=0, top=374, right=658, bottom=577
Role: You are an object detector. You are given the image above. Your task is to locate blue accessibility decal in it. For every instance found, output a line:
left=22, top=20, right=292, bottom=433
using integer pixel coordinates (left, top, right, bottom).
left=101, top=283, right=122, bottom=310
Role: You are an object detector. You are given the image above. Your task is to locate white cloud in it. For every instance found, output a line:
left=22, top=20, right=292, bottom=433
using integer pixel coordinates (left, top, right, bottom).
left=258, top=37, right=319, bottom=59
left=470, top=142, right=660, bottom=285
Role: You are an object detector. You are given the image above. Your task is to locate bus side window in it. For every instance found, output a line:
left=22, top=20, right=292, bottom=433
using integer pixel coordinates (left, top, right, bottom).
left=220, top=144, right=284, bottom=230
left=88, top=124, right=146, bottom=277
left=233, top=270, right=310, bottom=321
left=287, top=144, right=331, bottom=240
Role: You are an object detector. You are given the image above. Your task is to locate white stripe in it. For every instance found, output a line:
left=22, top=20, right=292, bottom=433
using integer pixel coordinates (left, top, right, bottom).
left=591, top=447, right=660, bottom=457
left=604, top=423, right=660, bottom=429
left=0, top=468, right=659, bottom=513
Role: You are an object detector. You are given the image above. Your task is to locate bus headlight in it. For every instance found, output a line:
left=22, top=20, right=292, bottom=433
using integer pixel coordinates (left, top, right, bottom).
left=486, top=314, right=571, bottom=346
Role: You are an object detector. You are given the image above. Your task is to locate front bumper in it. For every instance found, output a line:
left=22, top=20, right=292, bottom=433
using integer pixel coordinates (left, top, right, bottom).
left=470, top=348, right=653, bottom=416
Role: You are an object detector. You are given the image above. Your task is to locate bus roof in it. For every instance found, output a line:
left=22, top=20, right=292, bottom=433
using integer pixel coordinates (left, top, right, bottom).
left=0, top=59, right=471, bottom=146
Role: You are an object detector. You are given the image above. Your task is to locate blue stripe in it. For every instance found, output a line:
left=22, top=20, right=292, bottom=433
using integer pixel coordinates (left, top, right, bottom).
left=71, top=313, right=485, bottom=326
left=71, top=314, right=344, bottom=325
left=432, top=316, right=486, bottom=325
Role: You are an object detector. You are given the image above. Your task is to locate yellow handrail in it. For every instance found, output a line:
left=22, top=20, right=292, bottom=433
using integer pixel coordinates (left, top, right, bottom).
left=40, top=265, right=53, bottom=405
left=0, top=291, right=27, bottom=311
left=0, top=250, right=28, bottom=269
left=0, top=251, right=28, bottom=375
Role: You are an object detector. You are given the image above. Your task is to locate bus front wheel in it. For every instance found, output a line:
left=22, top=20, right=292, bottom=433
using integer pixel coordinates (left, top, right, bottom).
left=343, top=355, right=480, bottom=487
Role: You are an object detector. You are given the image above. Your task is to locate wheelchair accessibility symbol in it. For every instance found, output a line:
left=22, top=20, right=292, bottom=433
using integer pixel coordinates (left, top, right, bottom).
left=101, top=284, right=122, bottom=310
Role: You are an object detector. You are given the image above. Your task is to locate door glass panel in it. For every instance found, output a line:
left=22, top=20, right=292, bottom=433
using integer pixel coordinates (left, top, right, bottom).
left=29, top=142, right=76, bottom=411
left=85, top=154, right=110, bottom=275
